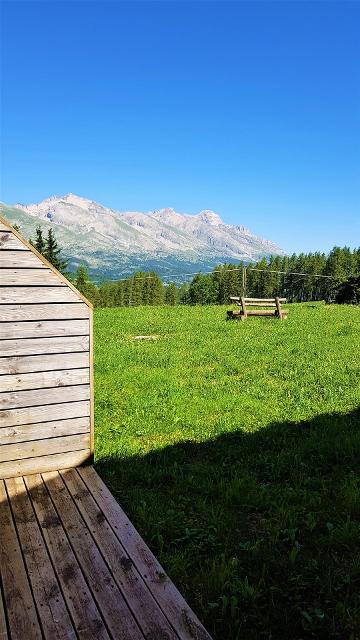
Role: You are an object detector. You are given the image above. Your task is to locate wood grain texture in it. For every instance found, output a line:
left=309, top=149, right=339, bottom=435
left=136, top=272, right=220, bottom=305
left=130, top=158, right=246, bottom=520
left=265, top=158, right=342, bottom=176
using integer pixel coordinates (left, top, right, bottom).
left=245, top=297, right=286, bottom=302
left=0, top=319, right=89, bottom=340
left=0, top=400, right=90, bottom=428
left=0, top=417, right=90, bottom=445
left=62, top=468, right=178, bottom=640
left=80, top=466, right=213, bottom=640
left=0, top=433, right=90, bottom=463
left=0, top=384, right=90, bottom=410
left=2, top=466, right=212, bottom=639
left=0, top=286, right=83, bottom=304
left=25, top=473, right=110, bottom=640
left=0, top=368, right=90, bottom=392
left=0, top=351, right=90, bottom=374
left=0, top=250, right=47, bottom=268
left=0, top=578, right=8, bottom=640
left=0, top=480, right=42, bottom=639
left=5, top=476, right=76, bottom=640
left=0, top=233, right=29, bottom=251
left=0, top=449, right=91, bottom=479
left=0, top=269, right=67, bottom=286
left=43, top=471, right=144, bottom=640
left=0, top=302, right=89, bottom=322
left=0, top=216, right=92, bottom=309
left=0, top=335, right=89, bottom=357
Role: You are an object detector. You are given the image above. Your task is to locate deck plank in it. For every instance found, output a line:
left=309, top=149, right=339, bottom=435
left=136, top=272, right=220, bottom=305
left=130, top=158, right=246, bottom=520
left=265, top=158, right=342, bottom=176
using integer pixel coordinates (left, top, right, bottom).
left=0, top=480, right=42, bottom=640
left=5, top=476, right=76, bottom=640
left=42, top=471, right=144, bottom=640
left=61, top=468, right=179, bottom=640
left=0, top=582, right=8, bottom=640
left=2, top=467, right=212, bottom=640
left=79, top=466, right=212, bottom=640
left=24, top=473, right=110, bottom=640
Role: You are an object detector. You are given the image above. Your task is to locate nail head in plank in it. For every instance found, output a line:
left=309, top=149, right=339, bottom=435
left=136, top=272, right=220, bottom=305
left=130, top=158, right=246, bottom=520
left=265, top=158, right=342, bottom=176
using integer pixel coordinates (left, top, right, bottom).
left=79, top=466, right=212, bottom=640
left=24, top=473, right=110, bottom=640
left=5, top=476, right=76, bottom=640
left=61, top=468, right=178, bottom=640
left=42, top=471, right=144, bottom=640
left=0, top=480, right=42, bottom=639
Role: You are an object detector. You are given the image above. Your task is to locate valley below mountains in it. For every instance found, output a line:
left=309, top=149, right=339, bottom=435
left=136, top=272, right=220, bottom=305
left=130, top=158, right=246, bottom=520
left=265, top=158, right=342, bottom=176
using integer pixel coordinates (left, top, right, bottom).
left=0, top=193, right=284, bottom=280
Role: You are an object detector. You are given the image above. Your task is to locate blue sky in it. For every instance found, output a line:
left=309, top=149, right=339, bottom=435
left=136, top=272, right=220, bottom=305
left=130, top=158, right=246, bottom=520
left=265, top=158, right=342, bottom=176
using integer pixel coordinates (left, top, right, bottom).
left=1, top=0, right=359, bottom=253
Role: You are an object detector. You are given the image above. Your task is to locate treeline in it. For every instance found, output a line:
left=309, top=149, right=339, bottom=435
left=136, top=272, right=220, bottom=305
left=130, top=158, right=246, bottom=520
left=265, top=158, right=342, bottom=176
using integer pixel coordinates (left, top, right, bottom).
left=185, top=249, right=360, bottom=305
left=74, top=247, right=360, bottom=307
left=14, top=223, right=359, bottom=304
left=73, top=266, right=181, bottom=307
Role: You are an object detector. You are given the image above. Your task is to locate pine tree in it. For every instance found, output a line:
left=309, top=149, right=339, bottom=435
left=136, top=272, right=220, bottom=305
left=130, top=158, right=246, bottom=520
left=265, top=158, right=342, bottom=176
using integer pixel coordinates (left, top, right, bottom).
left=44, top=228, right=68, bottom=274
left=74, top=265, right=88, bottom=290
left=148, top=272, right=164, bottom=305
left=164, top=282, right=179, bottom=305
left=30, top=225, right=46, bottom=256
left=74, top=265, right=99, bottom=305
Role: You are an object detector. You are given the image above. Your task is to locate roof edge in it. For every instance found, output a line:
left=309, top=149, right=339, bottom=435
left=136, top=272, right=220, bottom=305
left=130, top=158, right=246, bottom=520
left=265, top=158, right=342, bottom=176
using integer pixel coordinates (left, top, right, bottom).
left=0, top=212, right=93, bottom=309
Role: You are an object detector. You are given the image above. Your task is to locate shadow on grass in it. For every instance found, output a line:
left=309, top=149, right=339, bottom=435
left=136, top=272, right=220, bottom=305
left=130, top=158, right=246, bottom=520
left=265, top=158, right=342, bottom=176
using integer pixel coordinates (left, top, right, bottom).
left=95, top=408, right=360, bottom=640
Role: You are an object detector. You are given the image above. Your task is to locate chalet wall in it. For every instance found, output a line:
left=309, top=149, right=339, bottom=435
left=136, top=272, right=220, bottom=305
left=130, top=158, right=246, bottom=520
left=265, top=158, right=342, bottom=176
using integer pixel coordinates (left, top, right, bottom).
left=0, top=221, right=93, bottom=479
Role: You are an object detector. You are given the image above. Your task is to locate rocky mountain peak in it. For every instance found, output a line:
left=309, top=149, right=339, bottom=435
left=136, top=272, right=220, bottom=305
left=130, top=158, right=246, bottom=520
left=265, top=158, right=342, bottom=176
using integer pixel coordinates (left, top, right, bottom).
left=2, top=194, right=285, bottom=280
left=197, top=210, right=222, bottom=226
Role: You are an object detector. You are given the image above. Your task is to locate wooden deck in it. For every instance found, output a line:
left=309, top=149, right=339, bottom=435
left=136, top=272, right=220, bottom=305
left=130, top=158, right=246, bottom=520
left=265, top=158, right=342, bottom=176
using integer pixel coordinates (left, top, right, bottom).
left=0, top=466, right=212, bottom=640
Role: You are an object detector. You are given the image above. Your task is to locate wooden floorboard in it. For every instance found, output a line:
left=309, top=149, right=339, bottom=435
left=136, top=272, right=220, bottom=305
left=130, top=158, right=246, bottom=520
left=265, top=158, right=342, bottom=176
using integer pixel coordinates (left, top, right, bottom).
left=25, top=473, right=110, bottom=640
left=0, top=480, right=42, bottom=640
left=5, top=477, right=76, bottom=640
left=79, top=466, right=212, bottom=640
left=42, top=471, right=144, bottom=640
left=60, top=468, right=178, bottom=640
left=0, top=579, right=9, bottom=640
left=0, top=467, right=212, bottom=640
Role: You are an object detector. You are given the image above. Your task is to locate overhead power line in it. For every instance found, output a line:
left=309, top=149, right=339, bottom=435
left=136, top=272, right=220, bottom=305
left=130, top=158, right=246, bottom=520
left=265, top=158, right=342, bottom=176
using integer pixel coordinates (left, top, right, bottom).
left=91, top=266, right=338, bottom=284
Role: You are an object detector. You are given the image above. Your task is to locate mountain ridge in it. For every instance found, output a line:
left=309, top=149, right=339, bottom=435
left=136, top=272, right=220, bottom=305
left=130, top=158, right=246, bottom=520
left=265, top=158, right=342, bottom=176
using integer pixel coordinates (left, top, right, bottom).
left=0, top=194, right=285, bottom=280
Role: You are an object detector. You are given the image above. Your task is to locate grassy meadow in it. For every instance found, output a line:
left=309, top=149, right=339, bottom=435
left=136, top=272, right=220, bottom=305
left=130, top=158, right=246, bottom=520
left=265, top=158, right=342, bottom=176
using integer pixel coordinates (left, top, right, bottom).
left=93, top=303, right=360, bottom=639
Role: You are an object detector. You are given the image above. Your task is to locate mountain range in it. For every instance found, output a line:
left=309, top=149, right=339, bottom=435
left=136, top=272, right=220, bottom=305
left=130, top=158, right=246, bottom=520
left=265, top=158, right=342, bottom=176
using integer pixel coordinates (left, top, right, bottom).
left=0, top=194, right=284, bottom=280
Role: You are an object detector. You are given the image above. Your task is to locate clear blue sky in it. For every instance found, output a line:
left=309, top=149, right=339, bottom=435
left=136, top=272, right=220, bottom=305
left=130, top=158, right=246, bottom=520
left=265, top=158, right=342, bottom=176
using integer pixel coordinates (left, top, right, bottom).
left=1, top=0, right=359, bottom=253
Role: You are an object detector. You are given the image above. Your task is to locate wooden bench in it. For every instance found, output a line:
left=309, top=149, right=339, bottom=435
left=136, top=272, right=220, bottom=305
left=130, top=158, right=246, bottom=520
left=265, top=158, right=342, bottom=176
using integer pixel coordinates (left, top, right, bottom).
left=227, top=297, right=288, bottom=320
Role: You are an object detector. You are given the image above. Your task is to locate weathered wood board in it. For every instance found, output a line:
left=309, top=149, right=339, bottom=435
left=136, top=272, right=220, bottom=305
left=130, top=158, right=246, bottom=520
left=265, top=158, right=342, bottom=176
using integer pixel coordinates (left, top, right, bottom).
left=0, top=468, right=213, bottom=639
left=0, top=216, right=94, bottom=478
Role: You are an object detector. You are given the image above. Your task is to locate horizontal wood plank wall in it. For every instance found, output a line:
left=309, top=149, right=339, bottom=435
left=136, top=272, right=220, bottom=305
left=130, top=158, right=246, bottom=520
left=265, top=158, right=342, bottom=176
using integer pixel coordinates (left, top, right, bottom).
left=0, top=225, right=93, bottom=479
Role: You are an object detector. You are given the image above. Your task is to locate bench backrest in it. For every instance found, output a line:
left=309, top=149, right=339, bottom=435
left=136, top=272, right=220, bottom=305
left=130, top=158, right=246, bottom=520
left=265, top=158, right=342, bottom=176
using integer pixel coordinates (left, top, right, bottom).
left=229, top=296, right=287, bottom=319
left=230, top=297, right=286, bottom=307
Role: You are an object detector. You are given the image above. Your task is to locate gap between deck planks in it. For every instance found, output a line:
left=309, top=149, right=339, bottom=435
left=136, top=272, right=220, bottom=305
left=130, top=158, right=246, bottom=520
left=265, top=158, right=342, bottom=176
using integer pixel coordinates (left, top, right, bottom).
left=0, top=466, right=212, bottom=640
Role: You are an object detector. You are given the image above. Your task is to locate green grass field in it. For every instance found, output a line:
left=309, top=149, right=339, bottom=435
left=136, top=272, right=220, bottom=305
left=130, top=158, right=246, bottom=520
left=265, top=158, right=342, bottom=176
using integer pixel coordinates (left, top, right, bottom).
left=94, top=303, right=360, bottom=640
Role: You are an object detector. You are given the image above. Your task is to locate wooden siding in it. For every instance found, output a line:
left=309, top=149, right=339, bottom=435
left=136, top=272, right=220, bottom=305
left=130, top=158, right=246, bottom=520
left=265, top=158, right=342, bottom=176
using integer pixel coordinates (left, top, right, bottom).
left=0, top=221, right=93, bottom=479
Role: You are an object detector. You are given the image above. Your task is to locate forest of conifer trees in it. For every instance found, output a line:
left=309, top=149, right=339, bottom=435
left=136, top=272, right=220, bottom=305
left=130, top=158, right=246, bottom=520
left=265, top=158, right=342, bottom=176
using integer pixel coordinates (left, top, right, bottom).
left=73, top=246, right=360, bottom=307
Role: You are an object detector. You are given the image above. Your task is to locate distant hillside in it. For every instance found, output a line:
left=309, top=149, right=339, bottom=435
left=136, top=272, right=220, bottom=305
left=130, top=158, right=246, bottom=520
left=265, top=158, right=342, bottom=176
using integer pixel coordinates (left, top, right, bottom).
left=0, top=194, right=285, bottom=280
